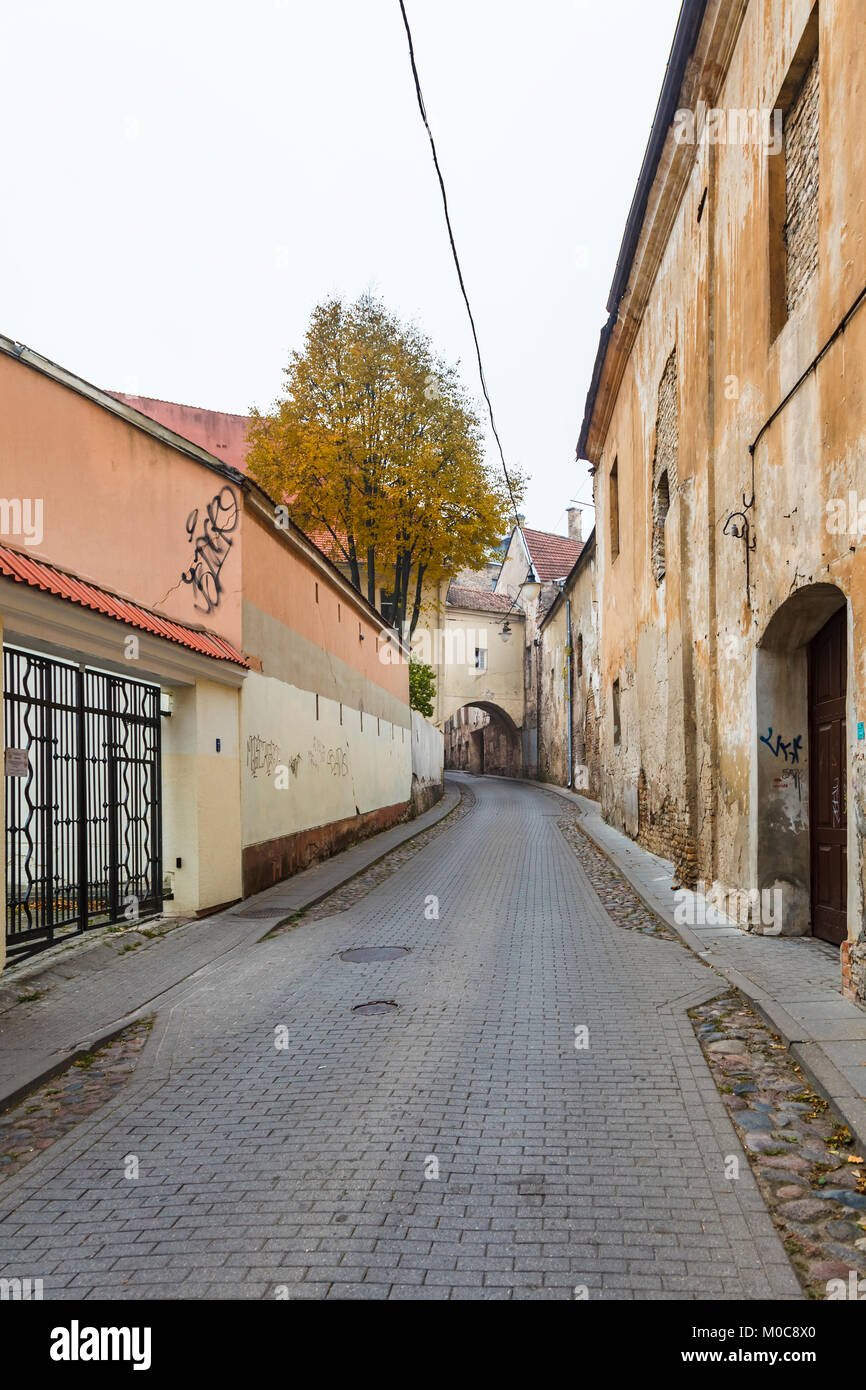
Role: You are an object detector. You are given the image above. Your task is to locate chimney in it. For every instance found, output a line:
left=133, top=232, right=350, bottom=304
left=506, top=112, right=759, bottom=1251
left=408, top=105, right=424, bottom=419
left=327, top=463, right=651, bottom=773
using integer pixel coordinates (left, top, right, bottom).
left=567, top=507, right=582, bottom=543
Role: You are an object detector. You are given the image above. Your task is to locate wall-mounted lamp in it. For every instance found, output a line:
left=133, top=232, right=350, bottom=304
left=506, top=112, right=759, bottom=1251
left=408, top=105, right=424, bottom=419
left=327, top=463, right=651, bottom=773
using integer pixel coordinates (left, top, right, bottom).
left=519, top=566, right=542, bottom=607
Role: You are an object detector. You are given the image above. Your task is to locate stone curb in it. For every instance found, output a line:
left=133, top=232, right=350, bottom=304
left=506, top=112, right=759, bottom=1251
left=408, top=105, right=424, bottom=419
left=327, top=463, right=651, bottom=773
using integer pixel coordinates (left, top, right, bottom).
left=0, top=781, right=462, bottom=1114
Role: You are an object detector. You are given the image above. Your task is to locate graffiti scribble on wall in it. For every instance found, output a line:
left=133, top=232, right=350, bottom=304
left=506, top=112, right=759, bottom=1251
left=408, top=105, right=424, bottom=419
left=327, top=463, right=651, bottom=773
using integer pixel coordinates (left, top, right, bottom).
left=246, top=734, right=281, bottom=779
left=307, top=738, right=349, bottom=776
left=181, top=486, right=239, bottom=613
left=327, top=748, right=349, bottom=777
left=759, top=728, right=803, bottom=763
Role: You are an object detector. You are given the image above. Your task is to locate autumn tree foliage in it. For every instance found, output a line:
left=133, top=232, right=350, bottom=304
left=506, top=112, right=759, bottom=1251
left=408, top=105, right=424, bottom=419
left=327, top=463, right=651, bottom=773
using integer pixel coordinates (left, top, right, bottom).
left=246, top=293, right=520, bottom=636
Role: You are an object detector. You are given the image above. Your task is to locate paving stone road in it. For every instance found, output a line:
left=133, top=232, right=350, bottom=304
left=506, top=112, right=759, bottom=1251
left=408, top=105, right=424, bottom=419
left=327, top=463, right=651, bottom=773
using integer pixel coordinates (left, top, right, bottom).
left=0, top=775, right=801, bottom=1300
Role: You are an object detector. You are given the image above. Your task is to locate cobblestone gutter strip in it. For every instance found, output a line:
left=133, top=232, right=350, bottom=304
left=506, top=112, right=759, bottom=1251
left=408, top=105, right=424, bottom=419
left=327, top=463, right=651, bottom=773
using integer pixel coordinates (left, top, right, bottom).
left=553, top=791, right=866, bottom=1299
left=690, top=994, right=866, bottom=1299
left=0, top=1017, right=153, bottom=1183
left=556, top=809, right=678, bottom=943
left=266, top=783, right=476, bottom=935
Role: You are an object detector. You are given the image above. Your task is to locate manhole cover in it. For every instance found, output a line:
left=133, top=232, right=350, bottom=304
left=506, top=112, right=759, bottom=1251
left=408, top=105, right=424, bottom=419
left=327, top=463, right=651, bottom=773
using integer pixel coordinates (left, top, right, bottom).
left=352, top=1000, right=399, bottom=1015
left=340, top=947, right=409, bottom=963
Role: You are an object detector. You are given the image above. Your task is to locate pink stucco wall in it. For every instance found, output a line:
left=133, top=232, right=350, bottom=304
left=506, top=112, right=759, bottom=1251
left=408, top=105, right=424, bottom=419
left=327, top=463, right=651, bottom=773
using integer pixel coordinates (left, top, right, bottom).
left=109, top=394, right=251, bottom=474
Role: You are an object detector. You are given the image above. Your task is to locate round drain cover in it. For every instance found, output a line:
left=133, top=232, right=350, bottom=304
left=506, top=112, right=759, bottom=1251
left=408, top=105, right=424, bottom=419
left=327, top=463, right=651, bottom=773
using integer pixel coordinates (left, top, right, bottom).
left=340, top=947, right=408, bottom=963
left=352, top=1000, right=398, bottom=1015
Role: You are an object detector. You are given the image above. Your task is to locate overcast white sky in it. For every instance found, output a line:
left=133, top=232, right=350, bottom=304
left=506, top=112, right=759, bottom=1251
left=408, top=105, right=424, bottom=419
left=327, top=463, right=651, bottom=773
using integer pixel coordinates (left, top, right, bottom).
left=2, top=0, right=682, bottom=536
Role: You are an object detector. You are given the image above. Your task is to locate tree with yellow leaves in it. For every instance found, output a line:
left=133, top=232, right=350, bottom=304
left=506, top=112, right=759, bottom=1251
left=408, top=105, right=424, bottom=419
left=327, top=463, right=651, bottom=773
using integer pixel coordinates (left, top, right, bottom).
left=247, top=292, right=521, bottom=636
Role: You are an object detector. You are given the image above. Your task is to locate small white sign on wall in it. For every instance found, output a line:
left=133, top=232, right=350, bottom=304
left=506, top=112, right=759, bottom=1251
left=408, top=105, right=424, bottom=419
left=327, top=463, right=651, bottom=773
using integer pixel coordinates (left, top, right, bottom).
left=5, top=748, right=30, bottom=777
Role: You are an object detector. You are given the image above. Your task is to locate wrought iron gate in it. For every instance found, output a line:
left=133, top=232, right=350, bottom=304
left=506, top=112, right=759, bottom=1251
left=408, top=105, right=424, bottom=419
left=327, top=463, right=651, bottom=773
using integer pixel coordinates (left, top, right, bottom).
left=4, top=647, right=162, bottom=956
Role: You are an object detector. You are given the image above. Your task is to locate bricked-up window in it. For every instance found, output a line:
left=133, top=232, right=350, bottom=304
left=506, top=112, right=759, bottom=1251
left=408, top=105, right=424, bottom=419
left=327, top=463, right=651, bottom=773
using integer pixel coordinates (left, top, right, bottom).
left=784, top=51, right=819, bottom=314
left=651, top=350, right=678, bottom=585
left=612, top=679, right=621, bottom=748
left=769, top=12, right=819, bottom=336
left=653, top=471, right=670, bottom=582
left=609, top=458, right=620, bottom=562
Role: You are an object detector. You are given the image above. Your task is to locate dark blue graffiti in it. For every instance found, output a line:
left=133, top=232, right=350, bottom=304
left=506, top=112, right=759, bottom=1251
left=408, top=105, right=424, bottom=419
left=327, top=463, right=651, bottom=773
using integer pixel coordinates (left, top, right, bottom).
left=760, top=728, right=803, bottom=764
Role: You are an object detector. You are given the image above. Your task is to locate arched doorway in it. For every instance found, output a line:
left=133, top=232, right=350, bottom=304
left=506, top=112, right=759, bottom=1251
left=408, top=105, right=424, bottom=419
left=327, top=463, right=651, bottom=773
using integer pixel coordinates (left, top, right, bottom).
left=756, top=583, right=848, bottom=942
left=443, top=701, right=521, bottom=777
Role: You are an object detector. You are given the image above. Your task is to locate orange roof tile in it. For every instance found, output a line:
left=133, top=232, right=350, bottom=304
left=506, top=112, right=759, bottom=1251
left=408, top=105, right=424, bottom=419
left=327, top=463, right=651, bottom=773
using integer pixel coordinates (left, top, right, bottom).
left=0, top=545, right=248, bottom=668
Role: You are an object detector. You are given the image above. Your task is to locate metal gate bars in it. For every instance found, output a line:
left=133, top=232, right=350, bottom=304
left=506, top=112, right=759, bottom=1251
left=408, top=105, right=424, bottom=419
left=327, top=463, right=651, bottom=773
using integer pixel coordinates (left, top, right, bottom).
left=4, top=646, right=162, bottom=957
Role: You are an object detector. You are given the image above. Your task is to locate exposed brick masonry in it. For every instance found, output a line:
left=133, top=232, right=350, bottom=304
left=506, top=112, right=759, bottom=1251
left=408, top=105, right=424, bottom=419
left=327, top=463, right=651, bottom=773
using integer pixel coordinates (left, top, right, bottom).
left=651, top=350, right=678, bottom=585
left=637, top=767, right=698, bottom=887
left=785, top=50, right=819, bottom=315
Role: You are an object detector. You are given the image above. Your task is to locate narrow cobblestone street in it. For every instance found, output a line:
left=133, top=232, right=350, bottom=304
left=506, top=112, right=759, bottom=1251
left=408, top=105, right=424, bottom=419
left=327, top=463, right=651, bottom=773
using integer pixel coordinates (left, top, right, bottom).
left=0, top=776, right=801, bottom=1300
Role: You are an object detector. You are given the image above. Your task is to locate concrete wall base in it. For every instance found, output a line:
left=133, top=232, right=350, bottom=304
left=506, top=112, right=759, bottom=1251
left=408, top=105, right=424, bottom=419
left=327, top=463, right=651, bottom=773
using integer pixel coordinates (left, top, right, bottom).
left=242, top=800, right=410, bottom=896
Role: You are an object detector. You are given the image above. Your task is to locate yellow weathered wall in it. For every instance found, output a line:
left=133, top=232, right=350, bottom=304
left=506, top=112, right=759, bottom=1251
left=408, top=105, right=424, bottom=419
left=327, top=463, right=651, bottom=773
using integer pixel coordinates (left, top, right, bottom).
left=240, top=670, right=412, bottom=848
left=161, top=679, right=243, bottom=915
left=438, top=605, right=525, bottom=730
left=589, top=0, right=866, bottom=968
left=538, top=546, right=599, bottom=792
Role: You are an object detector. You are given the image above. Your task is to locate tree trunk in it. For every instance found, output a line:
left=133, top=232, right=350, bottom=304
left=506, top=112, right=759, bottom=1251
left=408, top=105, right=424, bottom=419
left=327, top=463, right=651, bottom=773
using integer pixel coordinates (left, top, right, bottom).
left=366, top=546, right=377, bottom=608
left=345, top=534, right=361, bottom=593
left=408, top=563, right=426, bottom=638
left=391, top=554, right=409, bottom=634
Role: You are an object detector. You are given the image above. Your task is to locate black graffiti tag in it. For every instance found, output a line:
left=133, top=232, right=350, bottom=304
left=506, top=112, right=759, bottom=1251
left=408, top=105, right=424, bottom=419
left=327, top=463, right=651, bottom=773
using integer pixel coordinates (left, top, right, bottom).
left=181, top=486, right=239, bottom=613
left=246, top=734, right=281, bottom=779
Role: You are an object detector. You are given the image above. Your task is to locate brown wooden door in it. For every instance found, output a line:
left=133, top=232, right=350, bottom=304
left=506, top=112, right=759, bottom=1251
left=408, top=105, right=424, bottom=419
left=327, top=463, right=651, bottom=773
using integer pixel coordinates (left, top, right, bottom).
left=808, top=607, right=847, bottom=944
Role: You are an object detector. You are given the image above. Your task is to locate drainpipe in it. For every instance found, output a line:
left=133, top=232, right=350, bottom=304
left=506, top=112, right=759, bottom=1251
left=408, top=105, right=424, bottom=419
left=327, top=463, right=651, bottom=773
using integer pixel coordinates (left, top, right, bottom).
left=566, top=597, right=574, bottom=789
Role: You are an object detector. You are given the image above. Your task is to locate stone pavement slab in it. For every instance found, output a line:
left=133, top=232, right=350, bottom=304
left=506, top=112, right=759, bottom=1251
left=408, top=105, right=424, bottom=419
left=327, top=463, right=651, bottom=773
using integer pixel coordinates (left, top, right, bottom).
left=0, top=773, right=800, bottom=1299
left=531, top=778, right=866, bottom=1154
left=0, top=785, right=458, bottom=1112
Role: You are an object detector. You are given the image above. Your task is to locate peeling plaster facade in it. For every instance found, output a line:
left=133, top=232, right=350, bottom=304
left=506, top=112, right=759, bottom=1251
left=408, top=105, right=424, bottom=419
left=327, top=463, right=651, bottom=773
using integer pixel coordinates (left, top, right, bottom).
left=578, top=0, right=866, bottom=1000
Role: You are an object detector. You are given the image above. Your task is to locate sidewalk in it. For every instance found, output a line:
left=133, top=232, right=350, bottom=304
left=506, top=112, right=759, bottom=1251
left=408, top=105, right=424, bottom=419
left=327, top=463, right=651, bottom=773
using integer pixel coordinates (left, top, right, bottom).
left=0, top=782, right=460, bottom=1111
left=536, top=778, right=866, bottom=1153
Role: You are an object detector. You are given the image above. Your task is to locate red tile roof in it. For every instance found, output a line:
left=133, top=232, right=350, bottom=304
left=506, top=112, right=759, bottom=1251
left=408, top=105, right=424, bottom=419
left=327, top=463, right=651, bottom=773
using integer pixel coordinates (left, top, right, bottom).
left=522, top=527, right=583, bottom=580
left=0, top=545, right=248, bottom=668
left=446, top=584, right=516, bottom=614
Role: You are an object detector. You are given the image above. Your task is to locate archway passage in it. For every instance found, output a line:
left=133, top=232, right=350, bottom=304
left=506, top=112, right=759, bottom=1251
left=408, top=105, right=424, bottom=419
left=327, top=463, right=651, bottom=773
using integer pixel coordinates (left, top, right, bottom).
left=808, top=606, right=847, bottom=944
left=444, top=702, right=521, bottom=777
